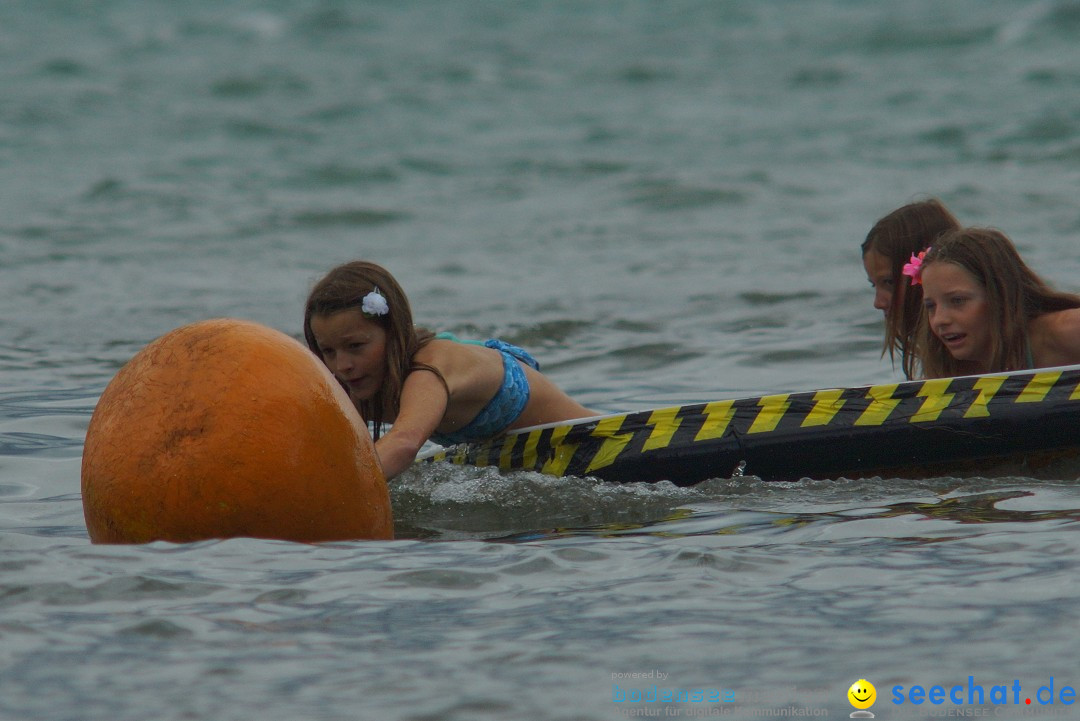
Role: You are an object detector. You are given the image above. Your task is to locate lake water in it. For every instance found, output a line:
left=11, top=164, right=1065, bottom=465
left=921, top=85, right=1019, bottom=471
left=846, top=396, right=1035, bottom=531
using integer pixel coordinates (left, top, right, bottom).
left=4, top=1, right=1080, bottom=719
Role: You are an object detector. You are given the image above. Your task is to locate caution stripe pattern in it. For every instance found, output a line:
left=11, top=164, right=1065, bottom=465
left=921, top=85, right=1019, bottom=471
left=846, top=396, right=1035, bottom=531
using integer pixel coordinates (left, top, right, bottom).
left=422, top=367, right=1080, bottom=479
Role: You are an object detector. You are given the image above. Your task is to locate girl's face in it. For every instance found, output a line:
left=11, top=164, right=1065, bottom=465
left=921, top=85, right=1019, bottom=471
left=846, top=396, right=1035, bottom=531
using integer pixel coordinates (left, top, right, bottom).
left=308, top=309, right=388, bottom=401
left=862, top=250, right=897, bottom=314
left=920, top=261, right=992, bottom=367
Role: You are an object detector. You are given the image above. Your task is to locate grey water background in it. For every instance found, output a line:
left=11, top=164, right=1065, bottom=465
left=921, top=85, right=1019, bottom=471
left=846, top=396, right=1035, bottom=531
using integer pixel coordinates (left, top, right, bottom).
left=4, top=1, right=1080, bottom=719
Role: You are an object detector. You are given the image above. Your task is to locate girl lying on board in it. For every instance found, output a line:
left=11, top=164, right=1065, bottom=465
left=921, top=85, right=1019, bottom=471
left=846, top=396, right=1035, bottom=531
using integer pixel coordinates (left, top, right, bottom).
left=303, top=260, right=595, bottom=478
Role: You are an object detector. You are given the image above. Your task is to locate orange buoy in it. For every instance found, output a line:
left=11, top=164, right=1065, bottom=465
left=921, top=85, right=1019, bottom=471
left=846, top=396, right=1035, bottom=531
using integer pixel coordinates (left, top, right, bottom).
left=81, top=318, right=392, bottom=543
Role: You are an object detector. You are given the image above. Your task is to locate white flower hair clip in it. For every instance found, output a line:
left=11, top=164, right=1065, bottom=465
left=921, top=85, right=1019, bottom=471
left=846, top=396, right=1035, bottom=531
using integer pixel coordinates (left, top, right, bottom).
left=361, top=288, right=390, bottom=318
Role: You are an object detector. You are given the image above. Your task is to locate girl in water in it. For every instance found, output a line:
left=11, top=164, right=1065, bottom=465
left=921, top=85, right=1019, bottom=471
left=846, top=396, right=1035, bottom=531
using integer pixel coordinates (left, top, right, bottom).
left=303, top=260, right=595, bottom=478
left=907, top=227, right=1080, bottom=378
left=861, top=198, right=961, bottom=378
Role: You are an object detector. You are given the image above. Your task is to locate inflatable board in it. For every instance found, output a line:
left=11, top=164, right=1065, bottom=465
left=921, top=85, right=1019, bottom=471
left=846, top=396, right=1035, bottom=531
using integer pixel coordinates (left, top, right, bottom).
left=420, top=365, right=1080, bottom=484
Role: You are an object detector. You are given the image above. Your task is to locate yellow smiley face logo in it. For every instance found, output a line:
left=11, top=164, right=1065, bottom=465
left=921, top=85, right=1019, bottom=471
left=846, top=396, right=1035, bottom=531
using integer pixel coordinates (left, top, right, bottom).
left=848, top=679, right=876, bottom=710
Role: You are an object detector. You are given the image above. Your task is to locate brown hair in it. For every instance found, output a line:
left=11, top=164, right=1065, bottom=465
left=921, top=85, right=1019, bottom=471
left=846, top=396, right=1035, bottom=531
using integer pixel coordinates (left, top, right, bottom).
left=303, top=261, right=440, bottom=439
left=862, top=198, right=961, bottom=379
left=917, top=227, right=1080, bottom=378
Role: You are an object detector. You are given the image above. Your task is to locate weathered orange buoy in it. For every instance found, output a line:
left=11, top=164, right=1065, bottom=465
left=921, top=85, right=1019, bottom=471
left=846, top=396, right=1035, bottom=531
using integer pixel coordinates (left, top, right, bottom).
left=81, top=318, right=392, bottom=544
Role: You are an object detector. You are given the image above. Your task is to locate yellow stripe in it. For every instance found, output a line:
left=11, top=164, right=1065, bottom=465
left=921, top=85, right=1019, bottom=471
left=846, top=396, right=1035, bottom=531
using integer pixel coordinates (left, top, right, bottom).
left=1071, top=377, right=1080, bottom=401
left=855, top=384, right=900, bottom=426
left=642, top=407, right=682, bottom=452
left=695, top=400, right=736, bottom=442
left=471, top=438, right=497, bottom=468
left=802, top=389, right=845, bottom=427
left=522, top=428, right=542, bottom=470
left=1017, top=371, right=1061, bottom=403
left=540, top=424, right=579, bottom=476
left=584, top=416, right=635, bottom=473
left=963, top=376, right=1006, bottom=418
left=749, top=394, right=791, bottom=434
left=911, top=378, right=955, bottom=423
left=497, top=436, right=516, bottom=470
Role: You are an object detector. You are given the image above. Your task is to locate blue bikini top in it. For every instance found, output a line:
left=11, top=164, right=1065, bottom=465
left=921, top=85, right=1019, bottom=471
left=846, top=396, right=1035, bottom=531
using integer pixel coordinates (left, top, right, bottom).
left=428, top=335, right=540, bottom=446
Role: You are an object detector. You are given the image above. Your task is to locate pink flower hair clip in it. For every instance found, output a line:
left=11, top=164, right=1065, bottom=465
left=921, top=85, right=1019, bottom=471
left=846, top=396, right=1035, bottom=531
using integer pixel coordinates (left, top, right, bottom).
left=902, top=248, right=930, bottom=286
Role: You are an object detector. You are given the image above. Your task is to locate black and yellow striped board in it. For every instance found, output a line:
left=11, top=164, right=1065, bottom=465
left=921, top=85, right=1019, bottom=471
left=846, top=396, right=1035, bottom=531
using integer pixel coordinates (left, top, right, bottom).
left=420, top=364, right=1080, bottom=485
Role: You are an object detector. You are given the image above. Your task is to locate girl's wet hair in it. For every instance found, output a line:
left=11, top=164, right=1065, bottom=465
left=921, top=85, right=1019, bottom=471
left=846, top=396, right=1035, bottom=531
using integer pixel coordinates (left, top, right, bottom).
left=862, top=198, right=961, bottom=379
left=917, top=227, right=1080, bottom=378
left=303, top=260, right=437, bottom=438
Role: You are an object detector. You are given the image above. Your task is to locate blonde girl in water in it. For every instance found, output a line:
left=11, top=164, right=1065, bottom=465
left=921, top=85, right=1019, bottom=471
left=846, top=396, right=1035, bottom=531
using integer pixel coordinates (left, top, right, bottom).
left=905, top=227, right=1080, bottom=378
left=303, top=260, right=595, bottom=478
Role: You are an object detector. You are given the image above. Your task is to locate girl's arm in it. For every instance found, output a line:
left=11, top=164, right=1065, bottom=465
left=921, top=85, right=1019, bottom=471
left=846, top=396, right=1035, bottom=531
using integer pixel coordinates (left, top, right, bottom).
left=373, top=368, right=449, bottom=479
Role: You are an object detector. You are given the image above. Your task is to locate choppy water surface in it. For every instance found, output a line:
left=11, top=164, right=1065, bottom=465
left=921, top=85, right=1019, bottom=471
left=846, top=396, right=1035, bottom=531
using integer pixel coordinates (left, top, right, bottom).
left=4, top=2, right=1080, bottom=719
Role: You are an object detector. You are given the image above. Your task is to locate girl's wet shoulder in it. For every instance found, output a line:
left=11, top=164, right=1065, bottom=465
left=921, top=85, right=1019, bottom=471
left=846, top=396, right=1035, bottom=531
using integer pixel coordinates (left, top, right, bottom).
left=416, top=337, right=480, bottom=366
left=1031, top=308, right=1080, bottom=361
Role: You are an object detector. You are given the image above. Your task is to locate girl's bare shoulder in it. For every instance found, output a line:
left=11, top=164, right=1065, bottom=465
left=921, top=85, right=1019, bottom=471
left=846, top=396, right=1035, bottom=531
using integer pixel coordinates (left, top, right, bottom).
left=1033, top=308, right=1080, bottom=362
left=413, top=339, right=502, bottom=388
left=413, top=338, right=483, bottom=366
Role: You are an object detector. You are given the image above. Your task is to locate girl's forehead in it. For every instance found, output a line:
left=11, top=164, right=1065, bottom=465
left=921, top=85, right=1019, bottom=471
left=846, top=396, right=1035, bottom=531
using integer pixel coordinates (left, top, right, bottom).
left=310, top=309, right=381, bottom=336
left=923, top=261, right=981, bottom=289
left=863, top=250, right=892, bottom=274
